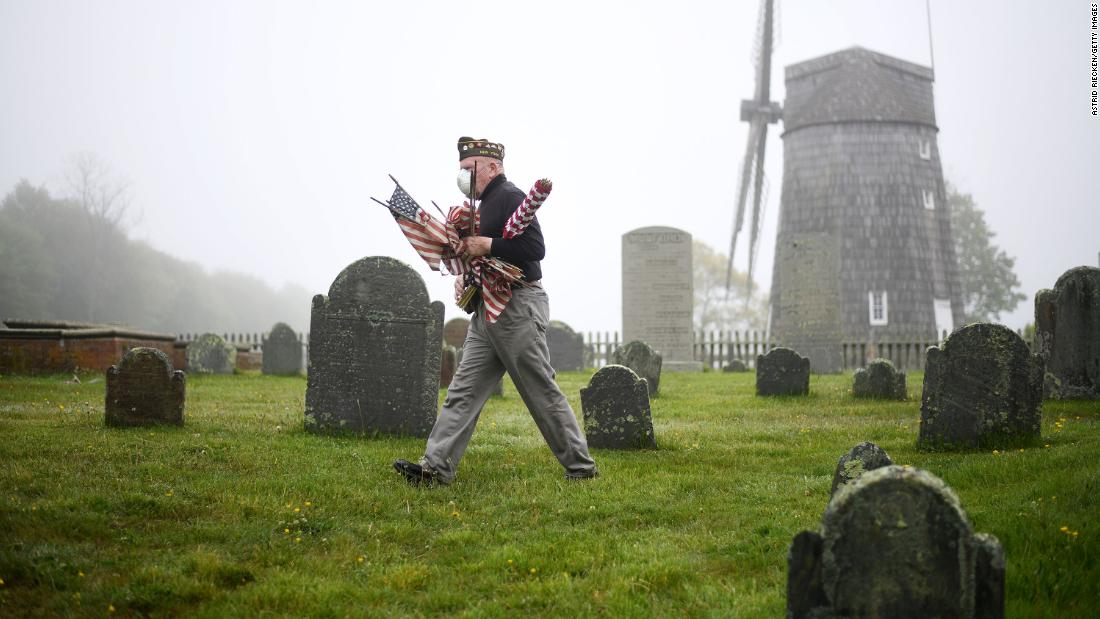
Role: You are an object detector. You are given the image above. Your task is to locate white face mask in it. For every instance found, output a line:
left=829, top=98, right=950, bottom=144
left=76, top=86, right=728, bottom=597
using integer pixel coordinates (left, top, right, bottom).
left=456, top=168, right=473, bottom=198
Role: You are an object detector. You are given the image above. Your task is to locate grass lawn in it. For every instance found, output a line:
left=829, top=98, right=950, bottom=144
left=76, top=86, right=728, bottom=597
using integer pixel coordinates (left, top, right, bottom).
left=0, top=369, right=1097, bottom=617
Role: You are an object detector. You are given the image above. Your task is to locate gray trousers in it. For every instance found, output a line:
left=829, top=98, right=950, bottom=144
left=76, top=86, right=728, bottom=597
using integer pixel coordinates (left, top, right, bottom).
left=421, top=286, right=597, bottom=483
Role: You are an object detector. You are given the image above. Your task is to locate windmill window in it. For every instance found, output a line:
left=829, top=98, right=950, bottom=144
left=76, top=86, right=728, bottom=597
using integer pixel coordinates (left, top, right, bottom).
left=923, top=190, right=936, bottom=210
left=919, top=139, right=932, bottom=160
left=868, top=291, right=889, bottom=326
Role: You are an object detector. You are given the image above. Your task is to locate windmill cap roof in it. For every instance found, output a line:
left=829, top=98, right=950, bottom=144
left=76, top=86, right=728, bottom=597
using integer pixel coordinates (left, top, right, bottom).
left=782, top=47, right=937, bottom=134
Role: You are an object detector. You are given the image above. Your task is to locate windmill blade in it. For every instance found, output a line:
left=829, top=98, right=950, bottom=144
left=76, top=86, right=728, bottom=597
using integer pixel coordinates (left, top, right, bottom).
left=745, top=121, right=771, bottom=297
left=725, top=119, right=763, bottom=293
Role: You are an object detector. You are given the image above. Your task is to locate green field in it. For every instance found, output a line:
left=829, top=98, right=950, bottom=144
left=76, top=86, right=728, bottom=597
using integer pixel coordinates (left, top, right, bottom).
left=0, top=370, right=1096, bottom=617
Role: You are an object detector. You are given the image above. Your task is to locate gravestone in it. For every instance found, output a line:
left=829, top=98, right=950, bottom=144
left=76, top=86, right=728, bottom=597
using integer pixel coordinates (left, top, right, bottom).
left=622, top=226, right=702, bottom=371
left=186, top=333, right=236, bottom=374
left=1034, top=266, right=1100, bottom=399
left=580, top=365, right=656, bottom=449
left=442, top=317, right=470, bottom=350
left=756, top=347, right=810, bottom=396
left=105, top=347, right=185, bottom=427
left=440, top=345, right=457, bottom=388
left=919, top=323, right=1043, bottom=450
left=612, top=340, right=662, bottom=396
left=787, top=466, right=1005, bottom=619
left=852, top=358, right=907, bottom=400
left=262, top=322, right=303, bottom=375
left=305, top=256, right=443, bottom=436
left=723, top=359, right=748, bottom=372
left=547, top=321, right=584, bottom=372
left=829, top=442, right=893, bottom=496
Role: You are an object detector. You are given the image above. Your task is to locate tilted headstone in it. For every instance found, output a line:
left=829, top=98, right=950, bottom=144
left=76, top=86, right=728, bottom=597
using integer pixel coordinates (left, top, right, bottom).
left=186, top=333, right=236, bottom=374
left=440, top=345, right=457, bottom=388
left=1035, top=266, right=1100, bottom=399
left=829, top=442, right=893, bottom=496
left=105, top=347, right=185, bottom=427
left=262, top=322, right=303, bottom=375
left=622, top=226, right=702, bottom=371
left=612, top=340, right=662, bottom=396
left=547, top=320, right=584, bottom=372
left=580, top=365, right=656, bottom=449
left=723, top=359, right=748, bottom=372
left=756, top=347, right=810, bottom=396
left=787, top=466, right=1005, bottom=619
left=852, top=358, right=907, bottom=400
left=919, top=323, right=1043, bottom=450
left=305, top=256, right=443, bottom=436
left=442, top=317, right=470, bottom=350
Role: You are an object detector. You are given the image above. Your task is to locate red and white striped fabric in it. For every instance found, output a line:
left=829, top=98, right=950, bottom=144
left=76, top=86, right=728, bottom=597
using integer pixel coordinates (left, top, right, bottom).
left=503, top=179, right=552, bottom=239
left=395, top=209, right=452, bottom=272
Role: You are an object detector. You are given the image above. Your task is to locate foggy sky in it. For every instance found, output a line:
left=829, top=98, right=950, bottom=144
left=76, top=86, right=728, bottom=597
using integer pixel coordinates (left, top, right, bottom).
left=1, top=0, right=1097, bottom=334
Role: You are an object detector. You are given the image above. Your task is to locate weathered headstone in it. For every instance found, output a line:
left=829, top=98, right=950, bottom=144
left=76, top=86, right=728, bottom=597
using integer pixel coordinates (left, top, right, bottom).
left=612, top=340, right=662, bottom=396
left=186, top=333, right=236, bottom=374
left=622, top=226, right=702, bottom=371
left=852, top=358, right=907, bottom=400
left=580, top=365, right=656, bottom=449
left=442, top=317, right=470, bottom=350
left=919, top=323, right=1043, bottom=450
left=305, top=256, right=443, bottom=436
left=262, top=322, right=303, bottom=375
left=829, top=441, right=893, bottom=496
left=756, top=347, right=810, bottom=396
left=787, top=466, right=1005, bottom=619
left=440, top=345, right=457, bottom=388
left=105, top=347, right=185, bottom=427
left=1035, top=266, right=1100, bottom=399
left=723, top=359, right=748, bottom=372
left=547, top=321, right=584, bottom=372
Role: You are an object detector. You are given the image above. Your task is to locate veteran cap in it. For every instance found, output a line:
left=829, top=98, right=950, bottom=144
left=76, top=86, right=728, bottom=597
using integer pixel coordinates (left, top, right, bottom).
left=457, top=136, right=504, bottom=161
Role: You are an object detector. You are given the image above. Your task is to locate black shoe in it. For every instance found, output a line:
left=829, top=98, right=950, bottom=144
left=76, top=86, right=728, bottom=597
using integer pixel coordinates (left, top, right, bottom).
left=565, top=468, right=600, bottom=481
left=393, top=459, right=436, bottom=486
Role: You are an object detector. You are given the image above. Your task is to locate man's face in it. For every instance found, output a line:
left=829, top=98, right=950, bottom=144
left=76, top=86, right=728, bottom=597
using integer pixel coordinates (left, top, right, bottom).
left=460, top=157, right=500, bottom=197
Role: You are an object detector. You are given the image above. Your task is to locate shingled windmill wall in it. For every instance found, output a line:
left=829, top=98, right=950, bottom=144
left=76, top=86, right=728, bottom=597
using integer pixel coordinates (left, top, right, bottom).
left=770, top=47, right=965, bottom=373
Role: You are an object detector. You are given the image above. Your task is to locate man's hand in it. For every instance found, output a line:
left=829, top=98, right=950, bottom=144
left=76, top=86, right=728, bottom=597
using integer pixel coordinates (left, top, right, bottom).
left=459, top=236, right=492, bottom=257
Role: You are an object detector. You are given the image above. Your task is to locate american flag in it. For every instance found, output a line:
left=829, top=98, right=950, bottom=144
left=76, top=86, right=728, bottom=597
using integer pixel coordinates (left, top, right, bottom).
left=379, top=182, right=455, bottom=272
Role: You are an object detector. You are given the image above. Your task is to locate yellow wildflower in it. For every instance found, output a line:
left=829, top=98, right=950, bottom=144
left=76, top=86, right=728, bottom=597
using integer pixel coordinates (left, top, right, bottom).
left=108, top=604, right=116, bottom=613
left=507, top=559, right=513, bottom=565
left=294, top=507, right=300, bottom=513
left=357, top=556, right=365, bottom=563
left=530, top=567, right=537, bottom=574
left=295, top=537, right=302, bottom=543
left=284, top=528, right=290, bottom=534
left=78, top=571, right=85, bottom=577
left=1060, top=525, right=1069, bottom=532
left=0, top=577, right=5, bottom=586
left=304, top=501, right=312, bottom=507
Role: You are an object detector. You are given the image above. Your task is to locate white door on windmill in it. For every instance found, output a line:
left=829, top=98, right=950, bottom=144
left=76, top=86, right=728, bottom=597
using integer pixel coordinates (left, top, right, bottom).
left=933, top=298, right=954, bottom=338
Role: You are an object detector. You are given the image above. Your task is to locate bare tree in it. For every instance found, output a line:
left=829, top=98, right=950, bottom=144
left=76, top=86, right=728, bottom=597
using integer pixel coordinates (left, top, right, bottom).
left=63, top=151, right=133, bottom=227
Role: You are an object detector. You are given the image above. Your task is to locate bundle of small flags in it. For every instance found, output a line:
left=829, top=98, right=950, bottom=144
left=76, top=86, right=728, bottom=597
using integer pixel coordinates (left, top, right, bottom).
left=372, top=177, right=552, bottom=323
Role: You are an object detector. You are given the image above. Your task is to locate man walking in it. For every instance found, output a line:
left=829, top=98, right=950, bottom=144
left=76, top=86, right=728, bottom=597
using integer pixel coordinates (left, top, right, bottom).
left=393, top=137, right=598, bottom=485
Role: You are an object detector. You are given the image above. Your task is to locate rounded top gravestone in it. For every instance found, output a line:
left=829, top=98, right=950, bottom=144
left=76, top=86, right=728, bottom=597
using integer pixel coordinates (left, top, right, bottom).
left=613, top=340, right=663, bottom=395
left=305, top=256, right=444, bottom=437
left=919, top=322, right=1043, bottom=450
left=822, top=466, right=974, bottom=618
left=1035, top=265, right=1100, bottom=399
left=442, top=318, right=471, bottom=349
left=321, top=256, right=432, bottom=318
left=580, top=364, right=656, bottom=449
left=186, top=333, right=236, bottom=374
left=756, top=347, right=811, bottom=396
left=262, top=322, right=302, bottom=375
left=852, top=358, right=907, bottom=400
left=105, top=347, right=185, bottom=427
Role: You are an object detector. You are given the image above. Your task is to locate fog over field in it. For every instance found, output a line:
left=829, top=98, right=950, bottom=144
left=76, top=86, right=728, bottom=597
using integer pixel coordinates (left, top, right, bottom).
left=1, top=0, right=1096, bottom=334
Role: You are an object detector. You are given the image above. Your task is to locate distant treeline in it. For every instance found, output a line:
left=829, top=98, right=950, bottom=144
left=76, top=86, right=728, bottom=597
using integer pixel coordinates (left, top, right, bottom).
left=0, top=179, right=311, bottom=334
